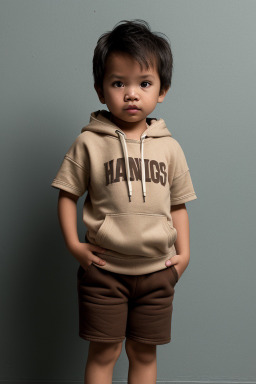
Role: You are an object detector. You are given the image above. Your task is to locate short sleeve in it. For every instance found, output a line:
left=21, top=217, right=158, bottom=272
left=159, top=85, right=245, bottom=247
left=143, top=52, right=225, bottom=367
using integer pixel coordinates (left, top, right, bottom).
left=51, top=134, right=90, bottom=197
left=170, top=140, right=197, bottom=205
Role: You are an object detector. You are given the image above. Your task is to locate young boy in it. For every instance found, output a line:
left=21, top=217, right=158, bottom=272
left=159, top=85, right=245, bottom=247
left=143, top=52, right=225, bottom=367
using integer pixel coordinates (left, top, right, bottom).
left=51, top=20, right=197, bottom=384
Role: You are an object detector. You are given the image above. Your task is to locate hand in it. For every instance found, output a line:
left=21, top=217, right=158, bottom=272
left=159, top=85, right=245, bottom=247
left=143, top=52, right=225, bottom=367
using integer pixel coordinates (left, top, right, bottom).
left=165, top=254, right=190, bottom=280
left=68, top=242, right=106, bottom=270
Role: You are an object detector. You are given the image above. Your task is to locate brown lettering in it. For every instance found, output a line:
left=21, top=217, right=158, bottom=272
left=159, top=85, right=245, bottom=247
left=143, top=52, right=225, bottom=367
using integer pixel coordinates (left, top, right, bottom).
left=129, top=157, right=141, bottom=181
left=159, top=162, right=167, bottom=186
left=104, top=157, right=167, bottom=188
left=150, top=160, right=160, bottom=183
left=104, top=160, right=114, bottom=185
left=114, top=158, right=126, bottom=183
left=144, top=159, right=151, bottom=182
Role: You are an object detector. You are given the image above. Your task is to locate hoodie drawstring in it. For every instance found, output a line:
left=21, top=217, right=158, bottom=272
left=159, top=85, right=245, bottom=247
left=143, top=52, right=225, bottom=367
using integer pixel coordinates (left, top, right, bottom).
left=116, top=130, right=147, bottom=202
left=140, top=135, right=147, bottom=202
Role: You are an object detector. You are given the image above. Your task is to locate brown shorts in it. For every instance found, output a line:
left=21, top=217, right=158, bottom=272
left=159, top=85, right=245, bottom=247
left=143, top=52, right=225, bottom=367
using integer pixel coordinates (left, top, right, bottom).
left=77, top=263, right=179, bottom=345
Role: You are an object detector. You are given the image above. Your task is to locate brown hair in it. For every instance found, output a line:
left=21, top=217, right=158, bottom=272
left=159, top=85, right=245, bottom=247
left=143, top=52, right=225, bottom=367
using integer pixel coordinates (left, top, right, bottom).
left=93, top=20, right=173, bottom=93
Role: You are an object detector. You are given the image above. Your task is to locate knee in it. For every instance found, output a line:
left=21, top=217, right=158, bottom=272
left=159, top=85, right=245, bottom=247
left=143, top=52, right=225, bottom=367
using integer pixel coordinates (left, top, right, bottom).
left=125, top=339, right=156, bottom=365
left=89, top=341, right=123, bottom=365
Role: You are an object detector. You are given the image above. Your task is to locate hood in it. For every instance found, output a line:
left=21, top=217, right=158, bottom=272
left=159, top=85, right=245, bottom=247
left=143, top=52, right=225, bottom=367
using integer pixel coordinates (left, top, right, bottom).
left=81, top=110, right=172, bottom=203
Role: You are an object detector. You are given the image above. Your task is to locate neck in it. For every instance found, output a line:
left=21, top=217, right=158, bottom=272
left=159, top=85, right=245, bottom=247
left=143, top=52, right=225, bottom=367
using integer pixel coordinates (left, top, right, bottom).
left=110, top=114, right=147, bottom=140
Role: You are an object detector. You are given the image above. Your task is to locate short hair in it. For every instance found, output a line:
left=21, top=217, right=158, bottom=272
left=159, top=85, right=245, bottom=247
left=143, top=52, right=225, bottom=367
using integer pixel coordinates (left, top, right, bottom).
left=93, top=20, right=173, bottom=93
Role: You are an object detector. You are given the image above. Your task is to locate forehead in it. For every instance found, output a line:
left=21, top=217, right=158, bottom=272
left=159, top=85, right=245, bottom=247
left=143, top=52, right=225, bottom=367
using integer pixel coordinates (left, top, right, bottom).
left=104, top=52, right=159, bottom=78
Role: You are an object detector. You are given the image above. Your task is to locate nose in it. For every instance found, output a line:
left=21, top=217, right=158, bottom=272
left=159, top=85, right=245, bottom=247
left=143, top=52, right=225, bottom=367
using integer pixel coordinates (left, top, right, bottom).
left=124, top=87, right=139, bottom=101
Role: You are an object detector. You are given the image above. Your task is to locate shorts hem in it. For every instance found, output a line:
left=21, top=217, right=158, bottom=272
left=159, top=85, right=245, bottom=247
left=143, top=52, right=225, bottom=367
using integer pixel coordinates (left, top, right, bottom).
left=79, top=332, right=125, bottom=343
left=126, top=334, right=171, bottom=345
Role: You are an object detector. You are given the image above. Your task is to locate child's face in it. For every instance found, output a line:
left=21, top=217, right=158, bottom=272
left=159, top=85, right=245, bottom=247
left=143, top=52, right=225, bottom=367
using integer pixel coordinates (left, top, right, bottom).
left=95, top=52, right=168, bottom=134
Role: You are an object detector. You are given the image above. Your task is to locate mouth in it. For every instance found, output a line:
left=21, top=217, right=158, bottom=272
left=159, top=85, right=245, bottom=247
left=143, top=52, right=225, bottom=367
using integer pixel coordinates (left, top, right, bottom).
left=125, top=105, right=141, bottom=112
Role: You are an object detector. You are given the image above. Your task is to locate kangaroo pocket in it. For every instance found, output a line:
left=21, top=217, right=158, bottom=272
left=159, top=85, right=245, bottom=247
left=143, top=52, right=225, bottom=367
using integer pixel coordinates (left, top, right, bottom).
left=95, top=213, right=177, bottom=258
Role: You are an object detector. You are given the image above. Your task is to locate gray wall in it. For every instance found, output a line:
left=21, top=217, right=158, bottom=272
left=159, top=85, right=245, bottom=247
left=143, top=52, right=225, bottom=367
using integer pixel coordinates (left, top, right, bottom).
left=1, top=0, right=256, bottom=383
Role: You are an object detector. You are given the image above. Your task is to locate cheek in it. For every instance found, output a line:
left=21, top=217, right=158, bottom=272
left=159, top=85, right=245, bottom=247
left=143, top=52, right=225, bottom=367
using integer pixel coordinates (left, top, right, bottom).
left=106, top=93, right=121, bottom=107
left=146, top=91, right=159, bottom=105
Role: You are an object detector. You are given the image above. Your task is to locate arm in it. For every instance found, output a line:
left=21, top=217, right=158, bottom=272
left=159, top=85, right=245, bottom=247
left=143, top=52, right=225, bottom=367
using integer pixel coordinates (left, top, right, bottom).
left=57, top=190, right=106, bottom=269
left=165, top=203, right=190, bottom=280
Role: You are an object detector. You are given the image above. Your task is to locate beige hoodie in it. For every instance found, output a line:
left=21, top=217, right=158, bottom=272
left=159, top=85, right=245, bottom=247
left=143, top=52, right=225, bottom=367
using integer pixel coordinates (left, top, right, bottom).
left=51, top=110, right=197, bottom=275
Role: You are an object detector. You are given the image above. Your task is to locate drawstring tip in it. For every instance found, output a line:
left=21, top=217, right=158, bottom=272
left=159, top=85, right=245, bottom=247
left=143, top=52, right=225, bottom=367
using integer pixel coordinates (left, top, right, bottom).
left=129, top=195, right=131, bottom=202
left=143, top=196, right=146, bottom=203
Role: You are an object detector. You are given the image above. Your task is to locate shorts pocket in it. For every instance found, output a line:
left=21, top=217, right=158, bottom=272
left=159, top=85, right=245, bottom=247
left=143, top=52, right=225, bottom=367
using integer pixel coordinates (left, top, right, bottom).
left=95, top=213, right=177, bottom=258
left=77, top=263, right=94, bottom=280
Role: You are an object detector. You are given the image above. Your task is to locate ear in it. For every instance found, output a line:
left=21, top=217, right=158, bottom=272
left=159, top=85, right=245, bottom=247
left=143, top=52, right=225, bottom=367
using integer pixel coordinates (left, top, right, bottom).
left=94, top=84, right=105, bottom=104
left=158, top=87, right=169, bottom=103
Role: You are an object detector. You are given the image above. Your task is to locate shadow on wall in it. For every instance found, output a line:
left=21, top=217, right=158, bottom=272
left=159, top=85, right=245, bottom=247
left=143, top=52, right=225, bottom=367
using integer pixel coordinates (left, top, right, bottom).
left=3, top=104, right=89, bottom=381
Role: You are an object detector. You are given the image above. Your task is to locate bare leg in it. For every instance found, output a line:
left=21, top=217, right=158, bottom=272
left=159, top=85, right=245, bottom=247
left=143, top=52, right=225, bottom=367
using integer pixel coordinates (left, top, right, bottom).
left=84, top=341, right=123, bottom=384
left=125, top=338, right=157, bottom=384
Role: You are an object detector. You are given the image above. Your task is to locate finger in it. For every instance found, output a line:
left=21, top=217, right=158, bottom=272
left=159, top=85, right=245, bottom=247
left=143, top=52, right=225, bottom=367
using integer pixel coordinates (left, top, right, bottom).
left=87, top=246, right=106, bottom=266
left=89, top=244, right=106, bottom=253
left=92, top=256, right=106, bottom=266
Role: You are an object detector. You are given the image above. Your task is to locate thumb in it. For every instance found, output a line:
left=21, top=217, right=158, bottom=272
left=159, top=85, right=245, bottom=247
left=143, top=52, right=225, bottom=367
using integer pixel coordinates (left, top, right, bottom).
left=165, top=255, right=177, bottom=267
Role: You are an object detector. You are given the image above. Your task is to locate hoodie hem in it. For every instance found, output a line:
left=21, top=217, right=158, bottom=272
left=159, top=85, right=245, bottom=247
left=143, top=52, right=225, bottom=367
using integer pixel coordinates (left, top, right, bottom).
left=94, top=247, right=177, bottom=275
left=51, top=180, right=83, bottom=196
left=171, top=192, right=197, bottom=205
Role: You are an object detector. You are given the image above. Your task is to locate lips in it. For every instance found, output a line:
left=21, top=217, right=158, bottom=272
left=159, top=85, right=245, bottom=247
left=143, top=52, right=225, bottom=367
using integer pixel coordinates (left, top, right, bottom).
left=126, top=105, right=140, bottom=110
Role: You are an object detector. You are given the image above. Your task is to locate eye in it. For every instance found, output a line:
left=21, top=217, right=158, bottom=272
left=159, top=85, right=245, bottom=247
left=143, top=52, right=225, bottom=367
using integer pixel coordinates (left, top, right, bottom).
left=141, top=81, right=151, bottom=88
left=112, top=81, right=124, bottom=88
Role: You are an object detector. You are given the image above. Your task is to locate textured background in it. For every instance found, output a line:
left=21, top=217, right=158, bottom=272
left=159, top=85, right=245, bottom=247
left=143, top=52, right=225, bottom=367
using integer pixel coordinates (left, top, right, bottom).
left=1, top=0, right=255, bottom=383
